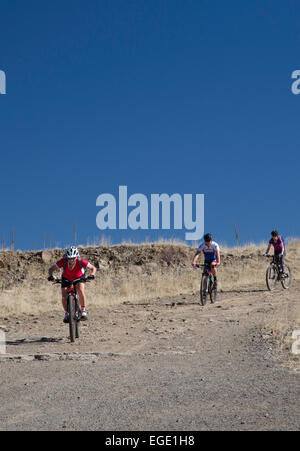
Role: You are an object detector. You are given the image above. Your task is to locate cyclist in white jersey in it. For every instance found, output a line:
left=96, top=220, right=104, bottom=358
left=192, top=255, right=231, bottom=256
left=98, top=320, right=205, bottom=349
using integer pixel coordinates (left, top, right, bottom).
left=192, top=233, right=221, bottom=288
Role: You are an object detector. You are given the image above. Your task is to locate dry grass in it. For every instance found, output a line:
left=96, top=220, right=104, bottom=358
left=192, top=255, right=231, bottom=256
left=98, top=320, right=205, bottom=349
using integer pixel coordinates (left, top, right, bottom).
left=1, top=240, right=300, bottom=318
left=263, top=308, right=300, bottom=373
left=0, top=268, right=199, bottom=316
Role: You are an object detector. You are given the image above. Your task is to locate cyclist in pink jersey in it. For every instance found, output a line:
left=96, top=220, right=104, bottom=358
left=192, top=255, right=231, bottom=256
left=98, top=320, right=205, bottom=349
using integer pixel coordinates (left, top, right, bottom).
left=264, top=230, right=286, bottom=275
left=48, top=246, right=96, bottom=323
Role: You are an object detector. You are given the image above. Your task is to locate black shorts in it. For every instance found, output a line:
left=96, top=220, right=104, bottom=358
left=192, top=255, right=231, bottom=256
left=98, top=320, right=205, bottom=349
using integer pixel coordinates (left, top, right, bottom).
left=61, top=276, right=86, bottom=288
left=204, top=260, right=217, bottom=270
left=274, top=252, right=285, bottom=266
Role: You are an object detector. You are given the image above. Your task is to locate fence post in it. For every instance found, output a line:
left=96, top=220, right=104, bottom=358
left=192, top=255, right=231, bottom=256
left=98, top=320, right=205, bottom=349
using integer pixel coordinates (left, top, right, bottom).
left=233, top=222, right=239, bottom=246
left=74, top=221, right=77, bottom=246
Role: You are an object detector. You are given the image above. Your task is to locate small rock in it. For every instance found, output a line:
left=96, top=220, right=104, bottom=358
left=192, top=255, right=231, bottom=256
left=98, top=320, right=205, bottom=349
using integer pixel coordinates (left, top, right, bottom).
left=128, top=265, right=143, bottom=274
left=41, top=250, right=52, bottom=264
left=144, top=262, right=158, bottom=270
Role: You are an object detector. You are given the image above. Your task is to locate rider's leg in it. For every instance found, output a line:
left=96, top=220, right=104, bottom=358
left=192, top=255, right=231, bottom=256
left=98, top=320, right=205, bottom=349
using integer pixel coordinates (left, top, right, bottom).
left=77, top=282, right=87, bottom=309
left=76, top=282, right=87, bottom=319
left=61, top=287, right=68, bottom=312
left=210, top=262, right=218, bottom=286
left=61, top=286, right=69, bottom=322
left=280, top=254, right=285, bottom=274
left=275, top=252, right=284, bottom=274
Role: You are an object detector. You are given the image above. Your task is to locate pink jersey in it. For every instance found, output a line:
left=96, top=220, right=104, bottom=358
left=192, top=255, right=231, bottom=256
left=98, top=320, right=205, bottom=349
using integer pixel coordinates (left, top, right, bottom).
left=269, top=237, right=285, bottom=253
left=56, top=257, right=89, bottom=280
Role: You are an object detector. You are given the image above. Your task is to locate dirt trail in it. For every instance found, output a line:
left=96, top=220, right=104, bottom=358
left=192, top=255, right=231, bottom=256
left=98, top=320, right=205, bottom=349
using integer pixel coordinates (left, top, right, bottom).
left=0, top=282, right=299, bottom=431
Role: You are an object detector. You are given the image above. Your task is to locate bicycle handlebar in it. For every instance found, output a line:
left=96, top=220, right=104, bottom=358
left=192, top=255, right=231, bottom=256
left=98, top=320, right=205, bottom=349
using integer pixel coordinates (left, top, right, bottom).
left=264, top=254, right=282, bottom=258
left=194, top=263, right=220, bottom=268
left=50, top=276, right=94, bottom=284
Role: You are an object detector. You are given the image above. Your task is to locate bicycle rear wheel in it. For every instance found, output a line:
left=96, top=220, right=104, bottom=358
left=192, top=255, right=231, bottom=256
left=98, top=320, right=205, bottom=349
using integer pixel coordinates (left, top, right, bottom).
left=200, top=274, right=208, bottom=306
left=281, top=265, right=292, bottom=289
left=67, top=294, right=76, bottom=343
left=266, top=264, right=277, bottom=291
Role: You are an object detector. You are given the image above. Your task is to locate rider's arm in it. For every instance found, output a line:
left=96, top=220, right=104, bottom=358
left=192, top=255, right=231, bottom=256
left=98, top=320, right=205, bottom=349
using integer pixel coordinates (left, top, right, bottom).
left=192, top=251, right=201, bottom=267
left=48, top=264, right=59, bottom=277
left=265, top=244, right=271, bottom=255
left=278, top=239, right=284, bottom=254
left=216, top=250, right=221, bottom=265
left=87, top=262, right=97, bottom=276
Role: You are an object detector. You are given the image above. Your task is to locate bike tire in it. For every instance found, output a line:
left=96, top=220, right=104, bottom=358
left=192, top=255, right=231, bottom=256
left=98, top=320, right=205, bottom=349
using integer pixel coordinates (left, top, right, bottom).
left=75, top=321, right=80, bottom=339
left=75, top=295, right=81, bottom=339
left=200, top=274, right=208, bottom=306
left=67, top=294, right=76, bottom=343
left=209, top=277, right=217, bottom=304
left=266, top=264, right=277, bottom=291
left=281, top=265, right=292, bottom=289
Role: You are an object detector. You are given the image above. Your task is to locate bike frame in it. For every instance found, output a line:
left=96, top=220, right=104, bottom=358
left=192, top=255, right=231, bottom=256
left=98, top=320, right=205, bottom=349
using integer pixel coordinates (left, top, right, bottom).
left=271, top=254, right=282, bottom=267
left=197, top=264, right=217, bottom=306
left=54, top=277, right=85, bottom=342
left=268, top=255, right=284, bottom=279
left=51, top=276, right=93, bottom=342
left=67, top=284, right=81, bottom=319
left=265, top=255, right=291, bottom=291
left=202, top=266, right=213, bottom=276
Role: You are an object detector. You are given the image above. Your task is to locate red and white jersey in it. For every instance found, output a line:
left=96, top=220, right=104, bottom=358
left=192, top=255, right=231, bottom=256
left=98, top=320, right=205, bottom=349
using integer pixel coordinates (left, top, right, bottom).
left=197, top=241, right=220, bottom=262
left=56, top=257, right=89, bottom=281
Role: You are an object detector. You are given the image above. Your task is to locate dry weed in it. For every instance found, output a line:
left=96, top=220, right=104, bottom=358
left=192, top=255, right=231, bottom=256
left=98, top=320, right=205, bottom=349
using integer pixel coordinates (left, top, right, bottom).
left=0, top=241, right=299, bottom=317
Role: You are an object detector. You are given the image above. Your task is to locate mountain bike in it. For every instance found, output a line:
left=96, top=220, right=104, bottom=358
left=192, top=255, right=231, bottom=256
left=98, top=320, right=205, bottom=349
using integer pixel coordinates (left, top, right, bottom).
left=265, top=255, right=292, bottom=291
left=53, top=277, right=93, bottom=343
left=196, top=264, right=217, bottom=306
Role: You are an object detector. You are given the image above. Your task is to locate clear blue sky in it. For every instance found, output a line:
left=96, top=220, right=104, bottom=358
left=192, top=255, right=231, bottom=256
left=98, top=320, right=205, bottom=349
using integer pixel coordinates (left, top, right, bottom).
left=0, top=0, right=299, bottom=250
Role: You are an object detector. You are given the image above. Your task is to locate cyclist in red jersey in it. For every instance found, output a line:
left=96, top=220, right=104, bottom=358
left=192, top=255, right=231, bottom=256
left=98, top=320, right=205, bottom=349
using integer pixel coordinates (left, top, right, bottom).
left=48, top=246, right=96, bottom=323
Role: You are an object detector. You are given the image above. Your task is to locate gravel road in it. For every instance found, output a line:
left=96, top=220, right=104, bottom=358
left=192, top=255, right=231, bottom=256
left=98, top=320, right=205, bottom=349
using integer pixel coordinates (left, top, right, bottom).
left=0, top=282, right=299, bottom=431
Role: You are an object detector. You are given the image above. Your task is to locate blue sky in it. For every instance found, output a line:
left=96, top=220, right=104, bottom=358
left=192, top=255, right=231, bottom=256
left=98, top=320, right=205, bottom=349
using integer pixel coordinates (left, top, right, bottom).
left=0, top=0, right=299, bottom=250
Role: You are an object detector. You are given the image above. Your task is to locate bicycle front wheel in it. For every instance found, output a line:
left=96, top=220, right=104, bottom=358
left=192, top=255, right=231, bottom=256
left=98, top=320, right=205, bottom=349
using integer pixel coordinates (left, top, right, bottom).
left=67, top=294, right=76, bottom=343
left=200, top=274, right=208, bottom=306
left=266, top=264, right=277, bottom=291
left=281, top=265, right=292, bottom=289
left=75, top=295, right=81, bottom=339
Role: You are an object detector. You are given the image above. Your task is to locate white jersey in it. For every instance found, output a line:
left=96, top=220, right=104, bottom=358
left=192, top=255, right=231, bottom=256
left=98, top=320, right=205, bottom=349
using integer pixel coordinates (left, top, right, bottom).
left=197, top=241, right=220, bottom=262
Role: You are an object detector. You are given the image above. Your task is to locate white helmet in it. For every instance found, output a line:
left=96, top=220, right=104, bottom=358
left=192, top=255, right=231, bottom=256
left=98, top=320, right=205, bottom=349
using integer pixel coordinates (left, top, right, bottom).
left=65, top=246, right=79, bottom=259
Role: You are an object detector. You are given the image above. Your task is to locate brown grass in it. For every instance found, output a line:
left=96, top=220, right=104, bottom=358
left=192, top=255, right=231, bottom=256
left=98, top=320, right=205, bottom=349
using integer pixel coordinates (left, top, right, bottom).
left=263, top=308, right=300, bottom=373
left=1, top=240, right=300, bottom=317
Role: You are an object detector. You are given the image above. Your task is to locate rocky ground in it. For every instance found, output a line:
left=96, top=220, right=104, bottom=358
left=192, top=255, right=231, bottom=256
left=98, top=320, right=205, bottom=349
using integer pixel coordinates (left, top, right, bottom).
left=0, top=279, right=299, bottom=431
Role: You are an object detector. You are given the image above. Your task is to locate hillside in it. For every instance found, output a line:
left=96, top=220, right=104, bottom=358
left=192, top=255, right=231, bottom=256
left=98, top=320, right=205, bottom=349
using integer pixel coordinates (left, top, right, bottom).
left=1, top=240, right=300, bottom=315
left=1, top=241, right=299, bottom=431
